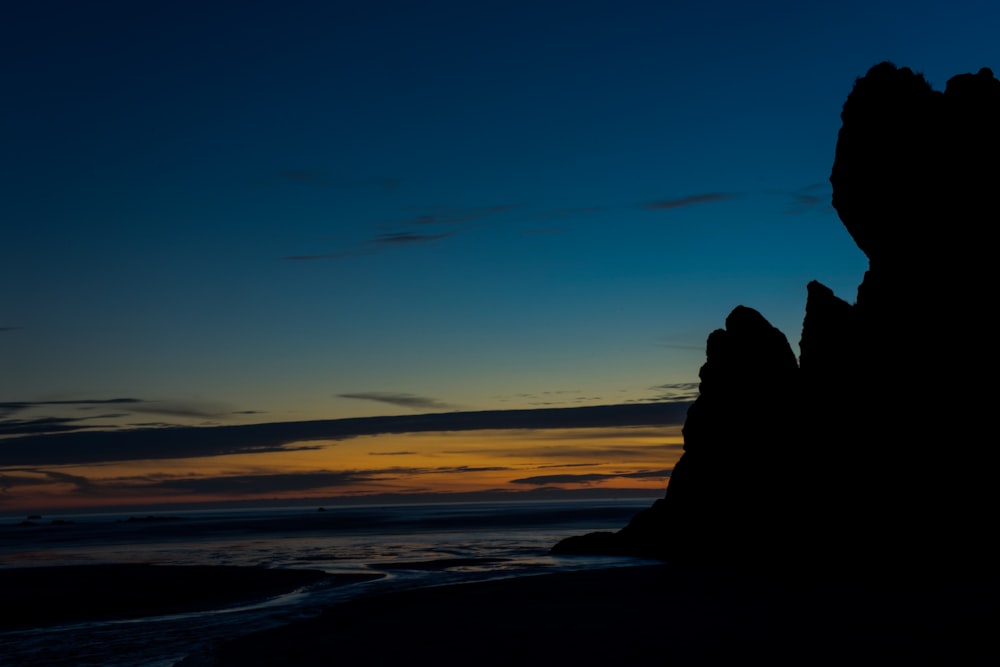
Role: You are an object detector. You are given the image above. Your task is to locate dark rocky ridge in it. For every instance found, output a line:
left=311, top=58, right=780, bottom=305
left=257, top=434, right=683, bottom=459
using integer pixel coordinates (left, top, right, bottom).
left=555, top=63, right=1000, bottom=581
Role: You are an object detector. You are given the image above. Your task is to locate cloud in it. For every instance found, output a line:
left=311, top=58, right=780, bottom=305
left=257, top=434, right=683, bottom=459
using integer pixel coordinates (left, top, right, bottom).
left=0, top=398, right=239, bottom=435
left=646, top=382, right=701, bottom=402
left=337, top=391, right=456, bottom=411
left=142, top=470, right=390, bottom=495
left=0, top=402, right=691, bottom=467
left=644, top=193, right=737, bottom=210
left=445, top=441, right=684, bottom=460
left=125, top=400, right=233, bottom=420
left=8, top=464, right=513, bottom=500
left=283, top=203, right=516, bottom=261
left=369, top=451, right=418, bottom=456
left=0, top=469, right=98, bottom=498
left=0, top=427, right=323, bottom=466
left=509, top=468, right=673, bottom=486
left=0, top=416, right=108, bottom=436
left=1, top=398, right=142, bottom=411
left=491, top=389, right=591, bottom=406
left=0, top=326, right=22, bottom=332
left=400, top=204, right=517, bottom=226
left=369, top=232, right=453, bottom=245
left=0, top=471, right=59, bottom=492
left=782, top=183, right=833, bottom=214
left=0, top=468, right=381, bottom=500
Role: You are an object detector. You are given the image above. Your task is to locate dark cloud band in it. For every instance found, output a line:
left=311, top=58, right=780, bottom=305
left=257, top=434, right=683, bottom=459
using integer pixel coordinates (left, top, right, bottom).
left=0, top=402, right=691, bottom=467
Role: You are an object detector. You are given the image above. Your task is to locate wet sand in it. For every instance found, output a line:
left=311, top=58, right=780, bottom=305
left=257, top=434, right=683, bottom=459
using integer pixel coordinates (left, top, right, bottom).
left=0, top=564, right=377, bottom=630
left=191, top=564, right=1000, bottom=666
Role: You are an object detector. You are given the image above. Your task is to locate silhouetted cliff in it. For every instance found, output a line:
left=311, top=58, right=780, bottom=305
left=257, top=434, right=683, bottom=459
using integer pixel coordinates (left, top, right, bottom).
left=555, top=63, right=1000, bottom=580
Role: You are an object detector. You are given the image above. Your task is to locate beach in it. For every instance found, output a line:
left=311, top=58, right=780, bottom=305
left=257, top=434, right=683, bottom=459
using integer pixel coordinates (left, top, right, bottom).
left=4, top=502, right=998, bottom=666
left=186, top=563, right=1000, bottom=667
left=0, top=500, right=659, bottom=666
left=0, top=564, right=377, bottom=631
left=2, top=553, right=998, bottom=666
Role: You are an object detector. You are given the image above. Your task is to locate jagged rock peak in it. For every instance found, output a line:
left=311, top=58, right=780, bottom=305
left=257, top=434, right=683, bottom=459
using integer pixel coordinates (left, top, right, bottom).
left=831, top=61, right=1000, bottom=275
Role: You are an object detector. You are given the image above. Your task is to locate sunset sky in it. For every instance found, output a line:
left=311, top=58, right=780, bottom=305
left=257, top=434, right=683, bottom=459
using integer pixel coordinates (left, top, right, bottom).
left=2, top=1, right=997, bottom=514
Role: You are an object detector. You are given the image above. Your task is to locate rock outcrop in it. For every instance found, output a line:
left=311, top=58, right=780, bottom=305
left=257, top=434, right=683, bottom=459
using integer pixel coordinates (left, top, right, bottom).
left=555, top=63, right=1000, bottom=580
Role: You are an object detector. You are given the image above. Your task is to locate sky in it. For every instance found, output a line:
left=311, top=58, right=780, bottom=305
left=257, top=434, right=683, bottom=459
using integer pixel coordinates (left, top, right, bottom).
left=2, top=0, right=997, bottom=514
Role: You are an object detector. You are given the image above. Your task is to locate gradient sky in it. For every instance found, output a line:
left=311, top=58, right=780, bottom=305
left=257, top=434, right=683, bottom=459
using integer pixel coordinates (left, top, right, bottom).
left=2, top=1, right=997, bottom=513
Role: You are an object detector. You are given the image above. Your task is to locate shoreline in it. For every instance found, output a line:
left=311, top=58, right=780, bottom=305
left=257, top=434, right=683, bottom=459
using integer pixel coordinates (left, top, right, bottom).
left=0, top=563, right=380, bottom=631
left=6, top=561, right=997, bottom=665
left=185, top=563, right=1000, bottom=666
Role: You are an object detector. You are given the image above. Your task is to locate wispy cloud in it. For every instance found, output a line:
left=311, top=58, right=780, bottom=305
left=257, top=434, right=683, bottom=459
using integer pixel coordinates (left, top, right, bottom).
left=3, top=464, right=516, bottom=500
left=0, top=403, right=690, bottom=466
left=1, top=398, right=142, bottom=412
left=127, top=400, right=234, bottom=420
left=643, top=193, right=737, bottom=210
left=337, top=392, right=456, bottom=411
left=283, top=203, right=515, bottom=261
left=781, top=183, right=833, bottom=214
left=0, top=416, right=107, bottom=436
left=509, top=468, right=673, bottom=485
left=140, top=470, right=392, bottom=495
left=0, top=398, right=240, bottom=434
left=645, top=382, right=701, bottom=402
left=445, top=441, right=684, bottom=461
left=399, top=204, right=517, bottom=226
left=369, top=232, right=453, bottom=245
left=0, top=327, right=22, bottom=332
left=491, top=389, right=592, bottom=406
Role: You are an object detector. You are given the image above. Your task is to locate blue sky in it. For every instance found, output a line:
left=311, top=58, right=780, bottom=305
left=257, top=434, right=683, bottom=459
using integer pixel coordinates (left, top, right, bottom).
left=1, top=1, right=998, bottom=511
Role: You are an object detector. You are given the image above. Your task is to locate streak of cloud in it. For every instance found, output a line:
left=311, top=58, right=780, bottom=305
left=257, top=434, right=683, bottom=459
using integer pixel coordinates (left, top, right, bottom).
left=445, top=441, right=684, bottom=460
left=0, top=416, right=106, bottom=436
left=782, top=183, right=833, bottom=214
left=401, top=204, right=517, bottom=226
left=12, top=464, right=514, bottom=499
left=509, top=468, right=673, bottom=485
left=337, top=392, right=456, bottom=411
left=647, top=382, right=701, bottom=402
left=145, top=470, right=391, bottom=495
left=644, top=193, right=737, bottom=210
left=0, top=398, right=142, bottom=412
left=369, top=232, right=453, bottom=245
left=0, top=402, right=691, bottom=466
left=283, top=203, right=515, bottom=261
left=0, top=397, right=244, bottom=436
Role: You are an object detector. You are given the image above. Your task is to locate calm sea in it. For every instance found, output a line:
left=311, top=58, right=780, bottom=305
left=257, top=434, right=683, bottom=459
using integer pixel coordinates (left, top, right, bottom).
left=0, top=499, right=658, bottom=667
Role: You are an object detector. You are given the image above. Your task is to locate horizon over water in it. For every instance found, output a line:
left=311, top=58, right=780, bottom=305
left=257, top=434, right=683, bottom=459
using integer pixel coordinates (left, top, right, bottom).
left=1, top=498, right=660, bottom=667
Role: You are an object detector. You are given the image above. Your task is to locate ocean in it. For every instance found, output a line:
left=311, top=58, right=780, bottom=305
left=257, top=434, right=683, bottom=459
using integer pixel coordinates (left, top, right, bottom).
left=0, top=499, right=658, bottom=667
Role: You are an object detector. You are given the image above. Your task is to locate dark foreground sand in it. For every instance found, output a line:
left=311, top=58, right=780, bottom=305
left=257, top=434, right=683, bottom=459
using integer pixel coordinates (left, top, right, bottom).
left=186, top=564, right=999, bottom=667
left=0, top=564, right=377, bottom=630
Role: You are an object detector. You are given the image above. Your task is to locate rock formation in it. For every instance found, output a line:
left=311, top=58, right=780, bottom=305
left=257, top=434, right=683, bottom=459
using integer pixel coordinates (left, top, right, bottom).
left=555, top=63, right=1000, bottom=580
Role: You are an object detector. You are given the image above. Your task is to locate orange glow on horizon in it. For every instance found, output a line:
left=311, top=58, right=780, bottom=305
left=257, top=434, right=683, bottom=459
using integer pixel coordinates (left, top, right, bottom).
left=0, top=427, right=683, bottom=515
